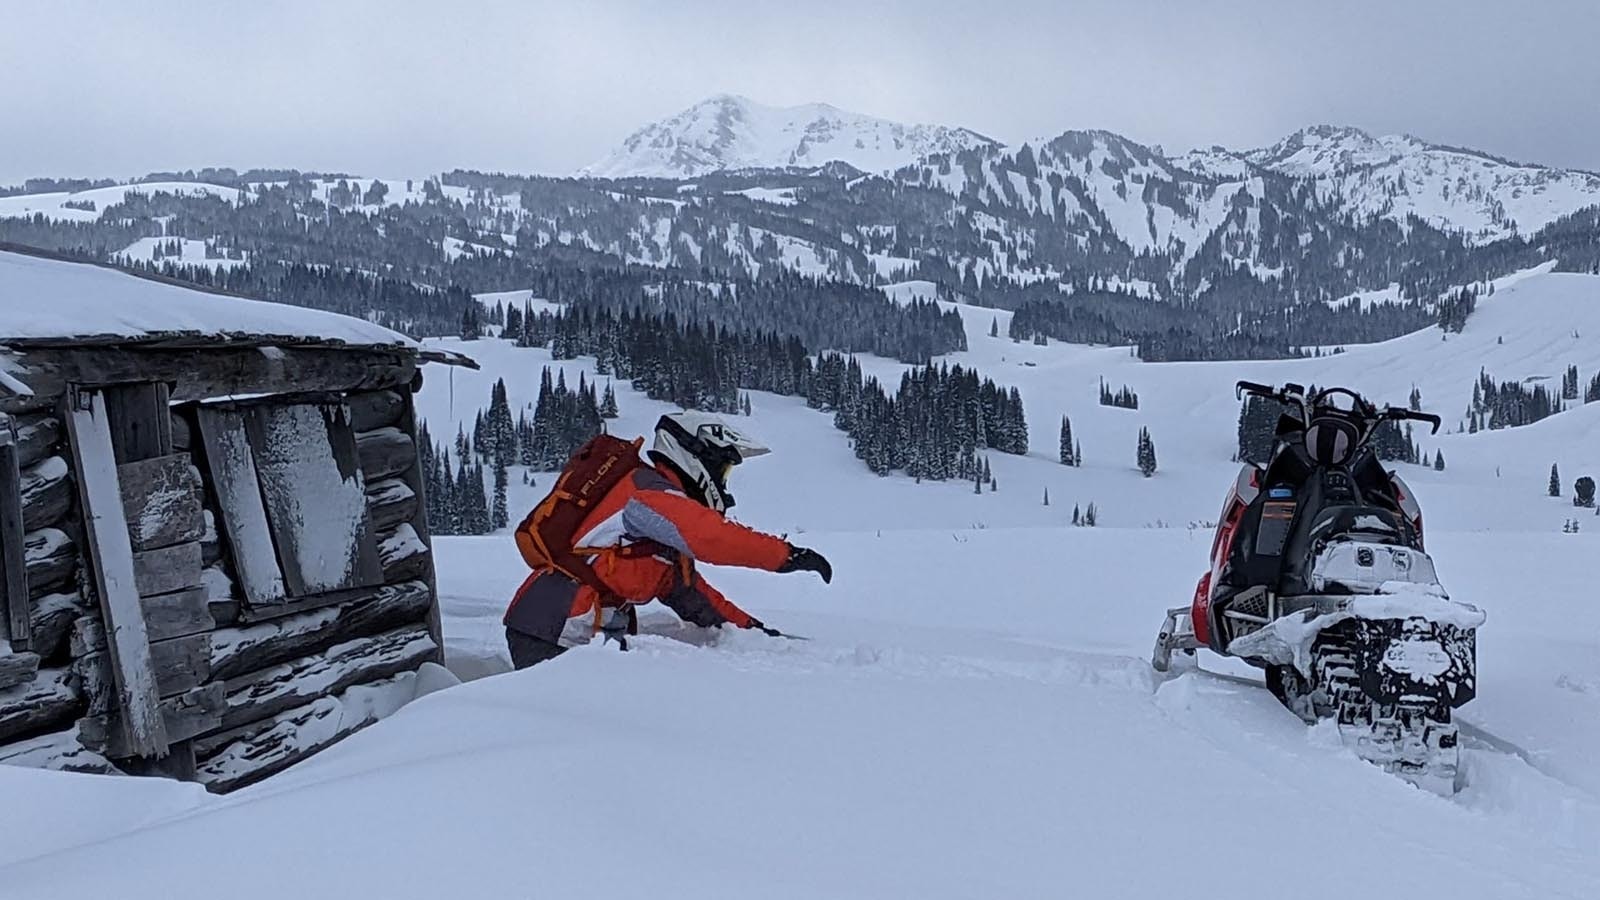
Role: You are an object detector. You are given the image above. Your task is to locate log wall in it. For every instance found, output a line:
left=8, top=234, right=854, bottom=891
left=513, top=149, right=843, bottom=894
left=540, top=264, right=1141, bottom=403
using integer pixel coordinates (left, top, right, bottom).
left=0, top=350, right=445, bottom=789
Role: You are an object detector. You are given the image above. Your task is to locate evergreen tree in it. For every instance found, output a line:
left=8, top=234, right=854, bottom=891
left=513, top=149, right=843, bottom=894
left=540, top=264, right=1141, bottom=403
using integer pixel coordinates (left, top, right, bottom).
left=1434, top=449, right=1445, bottom=471
left=492, top=454, right=509, bottom=530
left=505, top=303, right=523, bottom=343
left=1084, top=503, right=1098, bottom=526
left=1550, top=463, right=1562, bottom=497
left=1059, top=415, right=1075, bottom=466
left=1137, top=427, right=1158, bottom=477
left=1072, top=504, right=1081, bottom=526
left=989, top=317, right=999, bottom=338
left=1074, top=439, right=1082, bottom=467
left=460, top=302, right=482, bottom=340
left=601, top=381, right=620, bottom=418
left=1575, top=476, right=1596, bottom=508
left=1043, top=486, right=1050, bottom=506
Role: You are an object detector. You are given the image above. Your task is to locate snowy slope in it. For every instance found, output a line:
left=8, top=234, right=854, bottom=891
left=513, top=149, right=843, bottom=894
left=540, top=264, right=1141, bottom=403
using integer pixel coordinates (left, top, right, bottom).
left=0, top=181, right=242, bottom=222
left=4, top=270, right=1600, bottom=897
left=113, top=237, right=248, bottom=271
left=437, top=267, right=1600, bottom=540
left=1234, top=125, right=1600, bottom=241
left=579, top=94, right=999, bottom=179
left=3, top=527, right=1599, bottom=899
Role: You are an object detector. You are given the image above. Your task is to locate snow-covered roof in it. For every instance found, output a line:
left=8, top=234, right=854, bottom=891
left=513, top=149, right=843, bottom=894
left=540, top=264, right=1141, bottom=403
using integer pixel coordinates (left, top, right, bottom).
left=0, top=247, right=417, bottom=352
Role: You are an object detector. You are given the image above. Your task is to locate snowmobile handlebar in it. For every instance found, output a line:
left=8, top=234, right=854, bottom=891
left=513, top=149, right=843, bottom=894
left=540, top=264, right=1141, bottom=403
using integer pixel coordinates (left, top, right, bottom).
left=1382, top=407, right=1442, bottom=434
left=1235, top=380, right=1287, bottom=401
left=1235, top=381, right=1441, bottom=434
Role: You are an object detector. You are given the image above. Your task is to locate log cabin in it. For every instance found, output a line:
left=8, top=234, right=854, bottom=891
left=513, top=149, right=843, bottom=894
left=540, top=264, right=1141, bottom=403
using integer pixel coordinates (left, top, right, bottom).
left=0, top=245, right=474, bottom=791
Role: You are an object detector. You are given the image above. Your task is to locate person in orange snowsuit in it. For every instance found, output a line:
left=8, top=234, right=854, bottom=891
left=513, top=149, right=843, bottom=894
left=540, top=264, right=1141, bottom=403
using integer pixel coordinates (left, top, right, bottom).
left=503, top=411, right=832, bottom=669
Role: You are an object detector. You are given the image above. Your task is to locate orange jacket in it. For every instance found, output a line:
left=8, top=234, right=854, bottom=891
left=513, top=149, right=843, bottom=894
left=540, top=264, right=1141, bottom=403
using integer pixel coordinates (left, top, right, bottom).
left=504, top=462, right=790, bottom=646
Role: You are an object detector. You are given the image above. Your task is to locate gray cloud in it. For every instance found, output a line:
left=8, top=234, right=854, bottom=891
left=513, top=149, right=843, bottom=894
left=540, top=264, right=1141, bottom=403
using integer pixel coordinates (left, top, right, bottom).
left=3, top=0, right=1598, bottom=183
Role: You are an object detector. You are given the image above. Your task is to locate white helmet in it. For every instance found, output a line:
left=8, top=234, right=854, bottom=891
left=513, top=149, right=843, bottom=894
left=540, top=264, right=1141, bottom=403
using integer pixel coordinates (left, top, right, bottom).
left=650, top=411, right=769, bottom=512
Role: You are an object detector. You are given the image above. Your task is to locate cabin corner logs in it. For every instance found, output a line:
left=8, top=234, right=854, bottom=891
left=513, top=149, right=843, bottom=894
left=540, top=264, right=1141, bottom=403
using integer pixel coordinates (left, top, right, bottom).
left=0, top=345, right=444, bottom=791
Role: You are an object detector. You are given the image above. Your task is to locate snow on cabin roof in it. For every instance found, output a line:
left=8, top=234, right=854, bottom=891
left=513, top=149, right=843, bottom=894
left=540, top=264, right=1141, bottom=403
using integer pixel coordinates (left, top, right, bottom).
left=0, top=247, right=420, bottom=352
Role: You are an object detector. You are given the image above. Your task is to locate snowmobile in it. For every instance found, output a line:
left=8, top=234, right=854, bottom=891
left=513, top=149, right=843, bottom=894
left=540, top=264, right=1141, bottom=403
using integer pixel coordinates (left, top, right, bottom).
left=1151, top=382, right=1484, bottom=793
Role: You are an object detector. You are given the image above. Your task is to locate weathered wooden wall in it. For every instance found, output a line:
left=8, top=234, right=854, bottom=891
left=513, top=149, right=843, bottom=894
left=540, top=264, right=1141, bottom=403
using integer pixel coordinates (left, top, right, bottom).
left=177, top=384, right=441, bottom=791
left=0, top=347, right=445, bottom=788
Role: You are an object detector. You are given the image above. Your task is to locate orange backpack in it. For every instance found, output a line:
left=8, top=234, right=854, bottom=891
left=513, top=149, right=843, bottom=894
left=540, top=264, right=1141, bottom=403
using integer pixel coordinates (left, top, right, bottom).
left=514, top=434, right=647, bottom=598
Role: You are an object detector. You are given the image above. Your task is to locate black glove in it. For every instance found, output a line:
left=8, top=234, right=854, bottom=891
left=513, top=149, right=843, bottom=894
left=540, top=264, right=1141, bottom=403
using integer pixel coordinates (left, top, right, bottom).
left=747, top=618, right=785, bottom=638
left=778, top=545, right=832, bottom=583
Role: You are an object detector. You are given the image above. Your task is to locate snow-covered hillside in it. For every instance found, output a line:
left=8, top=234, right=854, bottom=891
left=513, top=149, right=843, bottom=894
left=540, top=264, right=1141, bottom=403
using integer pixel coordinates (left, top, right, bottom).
left=579, top=94, right=1000, bottom=179
left=0, top=182, right=242, bottom=222
left=4, top=267, right=1600, bottom=898
left=1187, top=125, right=1600, bottom=242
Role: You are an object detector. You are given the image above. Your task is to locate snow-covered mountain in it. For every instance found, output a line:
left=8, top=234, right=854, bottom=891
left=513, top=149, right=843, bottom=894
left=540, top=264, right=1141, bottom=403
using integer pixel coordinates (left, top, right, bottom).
left=1181, top=125, right=1600, bottom=242
left=578, top=94, right=999, bottom=179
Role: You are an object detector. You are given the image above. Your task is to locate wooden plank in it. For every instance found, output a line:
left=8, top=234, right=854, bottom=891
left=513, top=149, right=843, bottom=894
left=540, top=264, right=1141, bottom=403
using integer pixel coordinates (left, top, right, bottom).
left=0, top=651, right=40, bottom=690
left=196, top=407, right=287, bottom=606
left=132, top=542, right=203, bottom=597
left=23, top=346, right=417, bottom=404
left=247, top=402, right=382, bottom=598
left=396, top=393, right=445, bottom=664
left=0, top=422, right=32, bottom=649
left=210, top=579, right=433, bottom=681
left=75, top=631, right=210, bottom=702
left=170, top=410, right=192, bottom=452
left=65, top=388, right=168, bottom=757
left=20, top=455, right=72, bottom=532
left=0, top=726, right=117, bottom=774
left=0, top=667, right=82, bottom=743
left=378, top=524, right=430, bottom=584
left=356, top=426, right=417, bottom=481
left=30, top=590, right=90, bottom=663
left=365, top=477, right=418, bottom=532
left=140, top=587, right=216, bottom=641
left=14, top=412, right=62, bottom=470
left=103, top=382, right=173, bottom=464
left=219, top=625, right=436, bottom=730
left=195, top=673, right=412, bottom=792
left=119, top=454, right=204, bottom=551
left=346, top=389, right=405, bottom=432
left=24, top=527, right=77, bottom=599
left=79, top=682, right=224, bottom=758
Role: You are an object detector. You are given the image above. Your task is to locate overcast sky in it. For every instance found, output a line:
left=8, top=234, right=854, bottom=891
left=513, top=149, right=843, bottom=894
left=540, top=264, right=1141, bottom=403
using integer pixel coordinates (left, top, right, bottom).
left=3, top=0, right=1598, bottom=183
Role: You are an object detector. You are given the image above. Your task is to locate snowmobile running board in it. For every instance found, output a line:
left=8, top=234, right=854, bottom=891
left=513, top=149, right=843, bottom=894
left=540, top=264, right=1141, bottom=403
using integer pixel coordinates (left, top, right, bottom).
left=1151, top=606, right=1199, bottom=673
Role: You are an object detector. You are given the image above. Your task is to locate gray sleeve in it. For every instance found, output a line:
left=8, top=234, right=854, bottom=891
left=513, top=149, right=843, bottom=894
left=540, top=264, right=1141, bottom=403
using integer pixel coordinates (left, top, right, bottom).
left=621, top=497, right=693, bottom=557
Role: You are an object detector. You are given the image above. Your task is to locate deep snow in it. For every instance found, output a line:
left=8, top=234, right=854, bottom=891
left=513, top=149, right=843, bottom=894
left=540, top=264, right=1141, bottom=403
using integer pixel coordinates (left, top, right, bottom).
left=2, top=268, right=1600, bottom=898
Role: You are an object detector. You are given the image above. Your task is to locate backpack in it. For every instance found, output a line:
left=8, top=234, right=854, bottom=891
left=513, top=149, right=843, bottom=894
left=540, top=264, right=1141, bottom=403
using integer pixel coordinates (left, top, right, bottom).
left=514, top=433, right=647, bottom=598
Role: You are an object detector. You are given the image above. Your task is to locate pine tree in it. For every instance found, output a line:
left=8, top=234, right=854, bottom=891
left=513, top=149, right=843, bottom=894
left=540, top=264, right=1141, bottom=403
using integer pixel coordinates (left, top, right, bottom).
left=1074, top=439, right=1082, bottom=467
left=460, top=302, right=481, bottom=341
left=1043, top=486, right=1050, bottom=506
left=1434, top=450, right=1445, bottom=471
left=989, top=317, right=999, bottom=338
left=1409, top=385, right=1422, bottom=411
left=1575, top=476, right=1596, bottom=508
left=1550, top=463, right=1562, bottom=497
left=492, top=454, right=508, bottom=530
left=600, top=382, right=620, bottom=419
left=1072, top=504, right=1081, bottom=526
left=1084, top=502, right=1098, bottom=526
left=1137, top=427, right=1157, bottom=477
left=1059, top=415, right=1075, bottom=466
